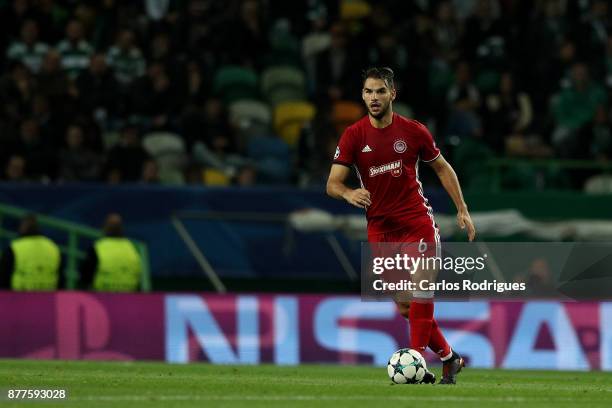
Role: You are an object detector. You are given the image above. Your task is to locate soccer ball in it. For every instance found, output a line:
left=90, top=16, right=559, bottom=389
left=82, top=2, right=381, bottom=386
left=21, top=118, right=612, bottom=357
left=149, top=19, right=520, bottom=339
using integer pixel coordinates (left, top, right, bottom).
left=387, top=348, right=428, bottom=384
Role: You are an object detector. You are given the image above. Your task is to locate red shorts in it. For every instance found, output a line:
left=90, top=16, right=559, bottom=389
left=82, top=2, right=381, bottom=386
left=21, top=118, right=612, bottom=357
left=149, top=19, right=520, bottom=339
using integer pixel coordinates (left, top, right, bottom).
left=368, top=217, right=440, bottom=254
left=366, top=218, right=440, bottom=294
left=368, top=221, right=438, bottom=242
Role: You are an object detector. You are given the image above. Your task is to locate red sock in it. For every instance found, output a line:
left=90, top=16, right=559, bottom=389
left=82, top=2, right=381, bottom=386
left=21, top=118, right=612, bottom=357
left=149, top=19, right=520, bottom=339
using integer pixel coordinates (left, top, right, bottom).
left=408, top=300, right=433, bottom=353
left=428, top=318, right=452, bottom=359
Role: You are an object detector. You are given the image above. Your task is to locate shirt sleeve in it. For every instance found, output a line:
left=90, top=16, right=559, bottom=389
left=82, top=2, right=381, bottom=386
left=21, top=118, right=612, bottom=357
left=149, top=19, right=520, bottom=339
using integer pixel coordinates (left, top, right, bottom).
left=333, top=126, right=357, bottom=167
left=416, top=121, right=441, bottom=162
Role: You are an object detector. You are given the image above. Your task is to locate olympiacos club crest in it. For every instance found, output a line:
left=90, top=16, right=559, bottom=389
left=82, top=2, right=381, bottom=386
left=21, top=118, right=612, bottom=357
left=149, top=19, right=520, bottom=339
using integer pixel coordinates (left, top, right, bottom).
left=393, top=139, right=407, bottom=153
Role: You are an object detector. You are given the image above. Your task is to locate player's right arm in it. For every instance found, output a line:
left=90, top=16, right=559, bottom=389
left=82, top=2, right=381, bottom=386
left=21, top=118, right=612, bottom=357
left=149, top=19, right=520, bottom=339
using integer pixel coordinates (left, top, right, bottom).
left=326, top=164, right=371, bottom=208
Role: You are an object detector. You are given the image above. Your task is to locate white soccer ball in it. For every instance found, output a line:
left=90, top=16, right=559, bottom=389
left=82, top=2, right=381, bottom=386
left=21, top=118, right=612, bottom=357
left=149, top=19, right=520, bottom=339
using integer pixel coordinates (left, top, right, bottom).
left=387, top=348, right=428, bottom=384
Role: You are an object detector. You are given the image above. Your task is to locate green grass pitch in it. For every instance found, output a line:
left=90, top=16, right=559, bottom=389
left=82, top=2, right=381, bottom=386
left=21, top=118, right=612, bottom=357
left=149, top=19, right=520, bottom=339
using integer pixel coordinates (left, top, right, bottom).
left=1, top=359, right=611, bottom=407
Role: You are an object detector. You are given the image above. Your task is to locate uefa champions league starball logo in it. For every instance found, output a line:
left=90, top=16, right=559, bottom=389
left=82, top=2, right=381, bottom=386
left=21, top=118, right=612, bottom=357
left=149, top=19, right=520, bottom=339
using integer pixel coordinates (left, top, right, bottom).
left=393, top=139, right=407, bottom=153
left=334, top=146, right=340, bottom=159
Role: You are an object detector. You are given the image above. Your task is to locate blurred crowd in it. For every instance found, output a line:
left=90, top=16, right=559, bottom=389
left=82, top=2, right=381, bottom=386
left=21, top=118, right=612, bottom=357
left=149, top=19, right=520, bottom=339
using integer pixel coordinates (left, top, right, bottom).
left=0, top=0, right=610, bottom=189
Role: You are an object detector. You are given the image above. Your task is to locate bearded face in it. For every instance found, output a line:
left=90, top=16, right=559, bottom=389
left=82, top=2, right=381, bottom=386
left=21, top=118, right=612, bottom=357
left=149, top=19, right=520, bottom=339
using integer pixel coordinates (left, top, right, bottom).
left=362, top=77, right=395, bottom=120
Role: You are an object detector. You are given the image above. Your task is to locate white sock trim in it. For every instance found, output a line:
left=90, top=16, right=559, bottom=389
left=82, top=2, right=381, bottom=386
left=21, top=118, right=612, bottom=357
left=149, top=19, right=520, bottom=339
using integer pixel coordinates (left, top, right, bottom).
left=440, top=350, right=453, bottom=361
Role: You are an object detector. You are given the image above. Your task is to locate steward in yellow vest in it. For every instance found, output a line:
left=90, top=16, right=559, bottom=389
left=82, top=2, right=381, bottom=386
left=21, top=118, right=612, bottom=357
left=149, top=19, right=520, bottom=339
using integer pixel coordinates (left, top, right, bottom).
left=0, top=214, right=63, bottom=290
left=79, top=213, right=141, bottom=292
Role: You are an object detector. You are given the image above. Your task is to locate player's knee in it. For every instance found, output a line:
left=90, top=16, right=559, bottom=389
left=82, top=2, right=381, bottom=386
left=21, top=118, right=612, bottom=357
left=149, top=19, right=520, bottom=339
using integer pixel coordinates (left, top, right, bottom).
left=396, top=302, right=410, bottom=318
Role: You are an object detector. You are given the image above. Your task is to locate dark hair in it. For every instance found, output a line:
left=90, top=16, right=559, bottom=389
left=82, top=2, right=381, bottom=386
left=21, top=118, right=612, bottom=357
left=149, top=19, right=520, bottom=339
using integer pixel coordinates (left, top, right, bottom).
left=362, top=67, right=395, bottom=89
left=103, top=213, right=124, bottom=237
left=19, top=213, right=40, bottom=236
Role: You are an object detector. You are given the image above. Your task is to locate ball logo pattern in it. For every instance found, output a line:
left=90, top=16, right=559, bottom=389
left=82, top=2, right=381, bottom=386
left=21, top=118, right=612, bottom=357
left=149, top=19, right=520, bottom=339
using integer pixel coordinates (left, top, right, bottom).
left=387, top=348, right=428, bottom=384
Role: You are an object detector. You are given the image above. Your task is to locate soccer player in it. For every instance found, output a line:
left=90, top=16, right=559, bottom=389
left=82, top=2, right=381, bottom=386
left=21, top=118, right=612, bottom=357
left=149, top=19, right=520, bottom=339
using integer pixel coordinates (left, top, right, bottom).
left=326, top=67, right=476, bottom=384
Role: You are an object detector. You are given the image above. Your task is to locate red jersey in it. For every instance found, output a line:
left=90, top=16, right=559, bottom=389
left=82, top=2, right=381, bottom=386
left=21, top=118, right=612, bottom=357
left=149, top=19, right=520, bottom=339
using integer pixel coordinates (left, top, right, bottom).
left=333, top=113, right=441, bottom=235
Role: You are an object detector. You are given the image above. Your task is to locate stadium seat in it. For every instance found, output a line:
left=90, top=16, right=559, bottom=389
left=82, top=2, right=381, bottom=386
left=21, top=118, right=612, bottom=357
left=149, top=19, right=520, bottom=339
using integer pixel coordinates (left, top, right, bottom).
left=142, top=132, right=187, bottom=179
left=261, top=66, right=306, bottom=106
left=584, top=175, right=612, bottom=193
left=268, top=87, right=307, bottom=107
left=203, top=168, right=230, bottom=186
left=143, top=132, right=185, bottom=157
left=340, top=0, right=372, bottom=20
left=332, top=101, right=364, bottom=134
left=213, top=66, right=259, bottom=104
left=273, top=101, right=316, bottom=146
left=229, top=101, right=273, bottom=139
left=302, top=33, right=331, bottom=61
left=229, top=99, right=272, bottom=128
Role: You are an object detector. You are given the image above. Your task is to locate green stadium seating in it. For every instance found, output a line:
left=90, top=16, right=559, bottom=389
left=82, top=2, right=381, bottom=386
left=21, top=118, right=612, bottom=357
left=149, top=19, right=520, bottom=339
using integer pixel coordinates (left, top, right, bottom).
left=142, top=132, right=187, bottom=185
left=229, top=99, right=272, bottom=127
left=261, top=66, right=306, bottom=106
left=213, top=66, right=259, bottom=104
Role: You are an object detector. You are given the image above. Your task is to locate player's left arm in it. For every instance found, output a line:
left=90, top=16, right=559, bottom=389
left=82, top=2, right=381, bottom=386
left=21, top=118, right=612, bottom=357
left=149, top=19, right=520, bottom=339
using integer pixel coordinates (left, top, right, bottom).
left=427, top=155, right=476, bottom=241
